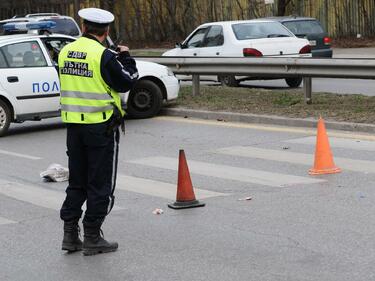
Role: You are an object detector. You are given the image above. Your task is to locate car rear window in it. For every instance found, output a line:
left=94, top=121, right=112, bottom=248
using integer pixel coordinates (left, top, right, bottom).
left=40, top=18, right=80, bottom=36
left=282, top=20, right=324, bottom=36
left=232, top=22, right=292, bottom=40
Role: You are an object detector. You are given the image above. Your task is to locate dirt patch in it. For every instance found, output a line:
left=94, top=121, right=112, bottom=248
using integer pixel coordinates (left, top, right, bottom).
left=332, top=37, right=375, bottom=48
left=170, top=85, right=375, bottom=124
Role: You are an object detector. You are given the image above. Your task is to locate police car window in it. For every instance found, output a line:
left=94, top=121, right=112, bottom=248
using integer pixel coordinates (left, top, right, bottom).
left=40, top=19, right=80, bottom=37
left=42, top=38, right=74, bottom=63
left=2, top=41, right=47, bottom=68
left=0, top=50, right=7, bottom=68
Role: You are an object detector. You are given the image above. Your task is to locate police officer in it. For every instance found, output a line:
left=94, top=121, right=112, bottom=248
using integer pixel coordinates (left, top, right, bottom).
left=59, top=8, right=138, bottom=256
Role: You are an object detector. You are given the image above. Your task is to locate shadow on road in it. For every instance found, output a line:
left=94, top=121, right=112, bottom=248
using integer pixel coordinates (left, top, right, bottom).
left=5, top=121, right=65, bottom=137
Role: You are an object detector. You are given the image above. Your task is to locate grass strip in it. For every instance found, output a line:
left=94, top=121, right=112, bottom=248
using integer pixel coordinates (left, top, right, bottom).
left=171, top=85, right=375, bottom=123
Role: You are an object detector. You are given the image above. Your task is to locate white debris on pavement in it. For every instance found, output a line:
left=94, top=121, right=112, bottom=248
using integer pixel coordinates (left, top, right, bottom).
left=40, top=164, right=69, bottom=182
left=152, top=208, right=164, bottom=215
left=238, top=197, right=252, bottom=201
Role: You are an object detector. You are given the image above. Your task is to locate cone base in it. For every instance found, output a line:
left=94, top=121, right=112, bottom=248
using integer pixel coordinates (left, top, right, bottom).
left=309, top=166, right=342, bottom=175
left=168, top=200, right=205, bottom=209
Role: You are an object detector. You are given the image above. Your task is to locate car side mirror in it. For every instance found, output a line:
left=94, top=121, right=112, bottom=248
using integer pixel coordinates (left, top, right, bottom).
left=175, top=42, right=182, bottom=48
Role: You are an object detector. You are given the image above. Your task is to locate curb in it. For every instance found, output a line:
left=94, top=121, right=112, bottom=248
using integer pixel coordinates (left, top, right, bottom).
left=161, top=108, right=375, bottom=134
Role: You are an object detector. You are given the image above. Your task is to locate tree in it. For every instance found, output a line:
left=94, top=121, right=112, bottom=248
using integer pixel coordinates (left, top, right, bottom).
left=277, top=0, right=292, bottom=16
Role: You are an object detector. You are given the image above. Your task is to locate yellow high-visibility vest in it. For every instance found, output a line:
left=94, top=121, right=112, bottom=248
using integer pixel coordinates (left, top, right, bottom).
left=58, top=36, right=124, bottom=124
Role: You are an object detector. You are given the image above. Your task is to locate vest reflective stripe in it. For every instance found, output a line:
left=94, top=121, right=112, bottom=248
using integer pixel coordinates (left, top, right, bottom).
left=61, top=104, right=114, bottom=113
left=61, top=91, right=113, bottom=100
left=59, top=37, right=125, bottom=124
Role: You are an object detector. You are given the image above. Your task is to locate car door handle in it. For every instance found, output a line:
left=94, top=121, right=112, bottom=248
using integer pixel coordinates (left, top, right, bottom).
left=7, top=76, right=19, bottom=83
left=216, top=52, right=220, bottom=55
left=193, top=53, right=197, bottom=56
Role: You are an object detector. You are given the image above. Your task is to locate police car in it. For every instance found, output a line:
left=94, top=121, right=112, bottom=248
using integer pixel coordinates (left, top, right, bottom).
left=0, top=13, right=82, bottom=37
left=0, top=22, right=180, bottom=136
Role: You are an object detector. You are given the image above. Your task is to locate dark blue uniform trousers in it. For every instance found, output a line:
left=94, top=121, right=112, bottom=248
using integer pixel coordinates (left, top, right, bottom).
left=60, top=121, right=119, bottom=227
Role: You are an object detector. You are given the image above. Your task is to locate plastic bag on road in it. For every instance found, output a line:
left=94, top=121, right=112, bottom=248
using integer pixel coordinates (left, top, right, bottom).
left=40, top=164, right=69, bottom=182
left=152, top=208, right=164, bottom=215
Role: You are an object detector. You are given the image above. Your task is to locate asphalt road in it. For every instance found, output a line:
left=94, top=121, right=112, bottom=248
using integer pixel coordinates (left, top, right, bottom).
left=1, top=116, right=375, bottom=281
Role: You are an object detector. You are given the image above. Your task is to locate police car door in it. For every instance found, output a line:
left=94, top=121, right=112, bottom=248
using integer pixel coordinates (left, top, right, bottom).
left=0, top=39, right=60, bottom=117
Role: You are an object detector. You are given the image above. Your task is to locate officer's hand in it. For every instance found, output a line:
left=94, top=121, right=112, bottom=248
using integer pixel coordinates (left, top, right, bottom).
left=117, top=45, right=129, bottom=52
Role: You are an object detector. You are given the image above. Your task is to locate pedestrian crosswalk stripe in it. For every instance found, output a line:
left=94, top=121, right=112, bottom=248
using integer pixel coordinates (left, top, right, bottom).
left=0, top=149, right=42, bottom=160
left=215, top=146, right=375, bottom=173
left=0, top=216, right=16, bottom=225
left=127, top=157, right=325, bottom=187
left=0, top=180, right=122, bottom=211
left=286, top=136, right=375, bottom=151
left=116, top=175, right=227, bottom=200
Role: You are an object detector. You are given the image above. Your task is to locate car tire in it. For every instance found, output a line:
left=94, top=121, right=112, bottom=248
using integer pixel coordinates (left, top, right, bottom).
left=0, top=99, right=11, bottom=137
left=218, top=75, right=239, bottom=87
left=126, top=80, right=163, bottom=119
left=285, top=77, right=303, bottom=88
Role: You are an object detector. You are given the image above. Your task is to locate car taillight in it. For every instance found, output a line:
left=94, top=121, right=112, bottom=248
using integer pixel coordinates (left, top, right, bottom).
left=323, top=36, right=332, bottom=45
left=299, top=45, right=311, bottom=54
left=243, top=48, right=263, bottom=57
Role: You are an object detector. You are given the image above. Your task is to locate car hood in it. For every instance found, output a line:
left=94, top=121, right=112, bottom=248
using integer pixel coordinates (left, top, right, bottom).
left=135, top=60, right=168, bottom=77
left=162, top=48, right=180, bottom=57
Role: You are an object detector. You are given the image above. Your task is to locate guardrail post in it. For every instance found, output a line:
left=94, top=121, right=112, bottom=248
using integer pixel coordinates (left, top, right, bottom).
left=303, top=77, right=312, bottom=104
left=192, top=75, right=200, bottom=96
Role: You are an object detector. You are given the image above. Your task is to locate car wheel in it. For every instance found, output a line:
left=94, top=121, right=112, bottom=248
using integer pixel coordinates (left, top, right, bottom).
left=285, top=77, right=303, bottom=88
left=0, top=99, right=11, bottom=137
left=127, top=80, right=163, bottom=119
left=218, top=75, right=239, bottom=87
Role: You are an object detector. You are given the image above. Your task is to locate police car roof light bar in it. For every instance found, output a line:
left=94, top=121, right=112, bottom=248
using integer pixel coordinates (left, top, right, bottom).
left=3, top=21, right=56, bottom=32
left=26, top=13, right=61, bottom=18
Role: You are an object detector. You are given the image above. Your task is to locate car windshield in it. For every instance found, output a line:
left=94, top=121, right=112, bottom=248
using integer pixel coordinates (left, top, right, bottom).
left=232, top=22, right=291, bottom=40
left=282, top=20, right=324, bottom=36
left=40, top=19, right=80, bottom=36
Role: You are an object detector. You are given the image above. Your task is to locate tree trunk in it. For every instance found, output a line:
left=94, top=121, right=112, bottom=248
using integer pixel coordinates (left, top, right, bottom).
left=277, top=0, right=292, bottom=16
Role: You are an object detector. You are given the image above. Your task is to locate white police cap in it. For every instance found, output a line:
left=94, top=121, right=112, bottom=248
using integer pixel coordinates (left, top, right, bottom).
left=78, top=8, right=114, bottom=24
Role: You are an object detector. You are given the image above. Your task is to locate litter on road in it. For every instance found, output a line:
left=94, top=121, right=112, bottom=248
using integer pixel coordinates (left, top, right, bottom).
left=238, top=197, right=252, bottom=201
left=40, top=164, right=69, bottom=182
left=152, top=208, right=164, bottom=215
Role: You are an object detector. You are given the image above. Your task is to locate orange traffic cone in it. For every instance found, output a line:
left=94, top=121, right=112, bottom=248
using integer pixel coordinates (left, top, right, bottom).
left=168, top=150, right=205, bottom=209
left=309, top=117, right=341, bottom=175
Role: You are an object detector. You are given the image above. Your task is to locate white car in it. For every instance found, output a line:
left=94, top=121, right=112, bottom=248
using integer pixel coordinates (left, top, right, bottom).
left=163, top=19, right=311, bottom=87
left=0, top=27, right=179, bottom=136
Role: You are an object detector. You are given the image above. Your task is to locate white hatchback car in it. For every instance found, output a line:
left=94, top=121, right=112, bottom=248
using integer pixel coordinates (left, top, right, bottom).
left=0, top=29, right=179, bottom=136
left=163, top=19, right=311, bottom=87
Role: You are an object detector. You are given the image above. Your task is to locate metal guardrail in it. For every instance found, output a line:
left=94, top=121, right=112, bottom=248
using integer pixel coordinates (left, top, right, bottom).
left=136, top=56, right=375, bottom=103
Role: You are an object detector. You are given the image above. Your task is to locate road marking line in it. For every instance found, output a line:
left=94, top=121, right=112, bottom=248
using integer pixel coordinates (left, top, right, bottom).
left=116, top=175, right=227, bottom=200
left=0, top=149, right=42, bottom=160
left=0, top=216, right=16, bottom=225
left=0, top=180, right=122, bottom=211
left=286, top=136, right=375, bottom=151
left=128, top=157, right=325, bottom=187
left=216, top=146, right=375, bottom=173
left=154, top=116, right=375, bottom=141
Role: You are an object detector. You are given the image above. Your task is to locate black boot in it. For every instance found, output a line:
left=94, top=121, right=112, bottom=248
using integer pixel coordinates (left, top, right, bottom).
left=62, top=220, right=83, bottom=252
left=83, top=225, right=118, bottom=256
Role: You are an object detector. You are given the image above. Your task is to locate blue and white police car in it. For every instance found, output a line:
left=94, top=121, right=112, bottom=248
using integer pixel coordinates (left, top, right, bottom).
left=0, top=21, right=179, bottom=136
